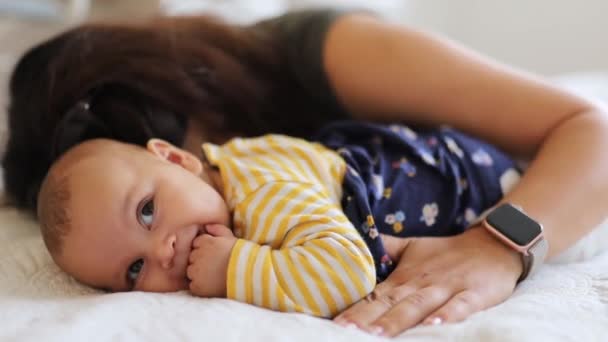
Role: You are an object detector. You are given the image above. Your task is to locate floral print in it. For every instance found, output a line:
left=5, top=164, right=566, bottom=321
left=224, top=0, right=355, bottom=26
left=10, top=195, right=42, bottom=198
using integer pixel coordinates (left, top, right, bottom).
left=464, top=208, right=478, bottom=224
left=444, top=136, right=464, bottom=158
left=499, top=168, right=521, bottom=195
left=383, top=188, right=392, bottom=199
left=471, top=148, right=494, bottom=166
left=420, top=152, right=437, bottom=166
left=369, top=228, right=379, bottom=239
left=385, top=210, right=406, bottom=233
left=315, top=121, right=521, bottom=281
left=372, top=174, right=384, bottom=200
left=392, top=157, right=416, bottom=177
left=390, top=124, right=418, bottom=140
left=420, top=203, right=439, bottom=226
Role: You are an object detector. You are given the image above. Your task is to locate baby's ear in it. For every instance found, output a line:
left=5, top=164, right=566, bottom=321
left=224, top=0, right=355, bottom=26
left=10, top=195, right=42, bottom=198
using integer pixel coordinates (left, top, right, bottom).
left=146, top=138, right=202, bottom=175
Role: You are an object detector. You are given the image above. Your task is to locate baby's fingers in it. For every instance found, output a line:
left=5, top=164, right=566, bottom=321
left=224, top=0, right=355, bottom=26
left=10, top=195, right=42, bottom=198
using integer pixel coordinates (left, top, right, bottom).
left=186, top=264, right=198, bottom=282
left=189, top=238, right=213, bottom=263
left=205, top=224, right=234, bottom=237
left=192, top=233, right=216, bottom=248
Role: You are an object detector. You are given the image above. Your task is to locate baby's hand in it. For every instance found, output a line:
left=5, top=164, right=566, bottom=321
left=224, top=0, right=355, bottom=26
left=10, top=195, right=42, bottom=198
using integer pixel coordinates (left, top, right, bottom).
left=187, top=224, right=237, bottom=298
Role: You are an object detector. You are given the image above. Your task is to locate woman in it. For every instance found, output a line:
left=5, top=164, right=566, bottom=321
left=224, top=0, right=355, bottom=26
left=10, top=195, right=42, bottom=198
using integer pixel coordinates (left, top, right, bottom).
left=4, top=8, right=608, bottom=337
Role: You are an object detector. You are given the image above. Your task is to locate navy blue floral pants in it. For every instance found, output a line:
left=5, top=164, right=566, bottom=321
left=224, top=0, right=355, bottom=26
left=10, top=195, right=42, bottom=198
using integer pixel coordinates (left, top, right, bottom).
left=314, top=122, right=521, bottom=281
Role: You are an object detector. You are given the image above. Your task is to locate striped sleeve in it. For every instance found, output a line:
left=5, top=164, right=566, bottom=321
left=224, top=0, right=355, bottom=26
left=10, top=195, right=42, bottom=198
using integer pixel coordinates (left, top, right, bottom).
left=226, top=181, right=376, bottom=318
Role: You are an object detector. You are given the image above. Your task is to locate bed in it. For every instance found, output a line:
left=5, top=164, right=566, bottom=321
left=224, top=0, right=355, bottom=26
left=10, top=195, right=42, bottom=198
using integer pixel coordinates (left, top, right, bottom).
left=1, top=70, right=608, bottom=341
left=2, top=1, right=608, bottom=337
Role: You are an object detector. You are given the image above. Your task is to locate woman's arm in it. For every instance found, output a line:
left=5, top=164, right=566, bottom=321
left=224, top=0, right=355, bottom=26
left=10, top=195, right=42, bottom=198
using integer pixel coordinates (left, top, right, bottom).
left=324, top=14, right=608, bottom=336
left=324, top=14, right=608, bottom=257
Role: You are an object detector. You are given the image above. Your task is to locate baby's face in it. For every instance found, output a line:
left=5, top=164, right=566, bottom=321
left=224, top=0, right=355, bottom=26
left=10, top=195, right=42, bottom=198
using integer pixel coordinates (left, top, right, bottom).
left=56, top=139, right=230, bottom=292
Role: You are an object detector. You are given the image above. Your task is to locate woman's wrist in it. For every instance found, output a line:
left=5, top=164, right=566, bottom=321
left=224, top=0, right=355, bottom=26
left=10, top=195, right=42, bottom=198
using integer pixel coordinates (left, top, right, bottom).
left=465, top=225, right=524, bottom=281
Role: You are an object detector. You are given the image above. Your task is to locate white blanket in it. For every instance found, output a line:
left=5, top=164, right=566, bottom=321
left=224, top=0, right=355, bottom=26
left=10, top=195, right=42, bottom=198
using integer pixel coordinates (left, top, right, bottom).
left=1, top=203, right=608, bottom=342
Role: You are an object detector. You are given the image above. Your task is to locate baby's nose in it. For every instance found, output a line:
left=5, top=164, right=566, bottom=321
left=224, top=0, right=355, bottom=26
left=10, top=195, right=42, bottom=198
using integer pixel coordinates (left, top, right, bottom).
left=156, top=234, right=177, bottom=269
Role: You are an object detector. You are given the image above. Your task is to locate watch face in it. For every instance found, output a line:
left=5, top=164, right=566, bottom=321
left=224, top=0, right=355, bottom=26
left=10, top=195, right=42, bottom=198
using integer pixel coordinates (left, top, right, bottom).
left=486, top=204, right=542, bottom=246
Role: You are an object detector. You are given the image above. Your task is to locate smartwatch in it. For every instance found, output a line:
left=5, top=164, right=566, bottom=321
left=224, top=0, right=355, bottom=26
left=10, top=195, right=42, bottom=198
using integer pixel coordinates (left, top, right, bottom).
left=482, top=203, right=549, bottom=282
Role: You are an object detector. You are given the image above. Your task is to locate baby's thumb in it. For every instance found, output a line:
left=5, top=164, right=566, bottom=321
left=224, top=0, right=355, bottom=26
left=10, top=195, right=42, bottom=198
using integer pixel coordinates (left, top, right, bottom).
left=205, top=224, right=234, bottom=238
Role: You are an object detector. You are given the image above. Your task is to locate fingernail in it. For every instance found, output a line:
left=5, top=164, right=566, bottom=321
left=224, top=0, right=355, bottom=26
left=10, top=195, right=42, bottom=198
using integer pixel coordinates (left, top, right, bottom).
left=367, top=326, right=384, bottom=336
left=425, top=317, right=443, bottom=325
left=345, top=323, right=358, bottom=329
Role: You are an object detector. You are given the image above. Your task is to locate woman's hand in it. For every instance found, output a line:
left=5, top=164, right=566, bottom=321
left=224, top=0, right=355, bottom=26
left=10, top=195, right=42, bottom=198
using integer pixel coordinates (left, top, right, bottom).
left=187, top=224, right=237, bottom=298
left=334, top=227, right=523, bottom=337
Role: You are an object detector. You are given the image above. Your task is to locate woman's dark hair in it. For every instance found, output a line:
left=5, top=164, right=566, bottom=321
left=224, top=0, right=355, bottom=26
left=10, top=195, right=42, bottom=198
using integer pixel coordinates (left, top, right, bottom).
left=3, top=14, right=341, bottom=212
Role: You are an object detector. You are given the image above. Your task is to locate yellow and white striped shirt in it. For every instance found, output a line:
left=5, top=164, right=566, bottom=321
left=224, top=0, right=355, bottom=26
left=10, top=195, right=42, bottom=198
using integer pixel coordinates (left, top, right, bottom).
left=203, top=135, right=376, bottom=318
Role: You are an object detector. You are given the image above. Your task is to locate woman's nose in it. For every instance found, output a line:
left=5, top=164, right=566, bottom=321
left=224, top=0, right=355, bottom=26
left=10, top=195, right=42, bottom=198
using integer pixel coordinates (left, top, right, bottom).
left=154, top=234, right=177, bottom=269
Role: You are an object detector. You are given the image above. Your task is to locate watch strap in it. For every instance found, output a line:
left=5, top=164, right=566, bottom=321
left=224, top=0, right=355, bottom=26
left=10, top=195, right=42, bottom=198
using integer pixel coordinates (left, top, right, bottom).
left=519, top=236, right=549, bottom=282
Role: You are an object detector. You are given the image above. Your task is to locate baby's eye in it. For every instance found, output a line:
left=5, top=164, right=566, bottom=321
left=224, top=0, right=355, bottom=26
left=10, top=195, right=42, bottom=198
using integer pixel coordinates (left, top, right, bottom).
left=127, top=259, right=144, bottom=285
left=138, top=198, right=154, bottom=228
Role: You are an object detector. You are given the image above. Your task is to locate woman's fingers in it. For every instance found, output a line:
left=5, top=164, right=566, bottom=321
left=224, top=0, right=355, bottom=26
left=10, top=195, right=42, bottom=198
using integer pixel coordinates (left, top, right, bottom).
left=334, top=280, right=417, bottom=327
left=367, top=286, right=453, bottom=337
left=423, top=290, right=481, bottom=325
left=423, top=287, right=505, bottom=325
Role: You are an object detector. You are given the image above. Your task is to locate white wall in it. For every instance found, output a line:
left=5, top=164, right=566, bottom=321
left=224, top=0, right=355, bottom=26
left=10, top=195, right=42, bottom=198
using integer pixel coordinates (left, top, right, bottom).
left=162, top=0, right=608, bottom=76
left=395, top=1, right=608, bottom=76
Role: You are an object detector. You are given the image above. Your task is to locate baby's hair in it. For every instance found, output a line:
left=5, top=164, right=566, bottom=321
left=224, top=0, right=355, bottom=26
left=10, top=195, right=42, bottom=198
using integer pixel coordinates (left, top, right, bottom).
left=37, top=171, right=72, bottom=257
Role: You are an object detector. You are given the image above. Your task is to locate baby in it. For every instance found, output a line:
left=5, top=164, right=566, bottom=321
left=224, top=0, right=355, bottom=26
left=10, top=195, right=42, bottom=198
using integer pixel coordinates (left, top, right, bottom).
left=37, top=122, right=520, bottom=318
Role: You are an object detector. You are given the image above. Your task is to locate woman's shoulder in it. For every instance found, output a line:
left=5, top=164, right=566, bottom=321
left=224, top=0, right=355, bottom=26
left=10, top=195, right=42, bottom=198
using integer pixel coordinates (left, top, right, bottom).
left=250, top=7, right=371, bottom=65
left=251, top=8, right=354, bottom=34
left=248, top=8, right=372, bottom=118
